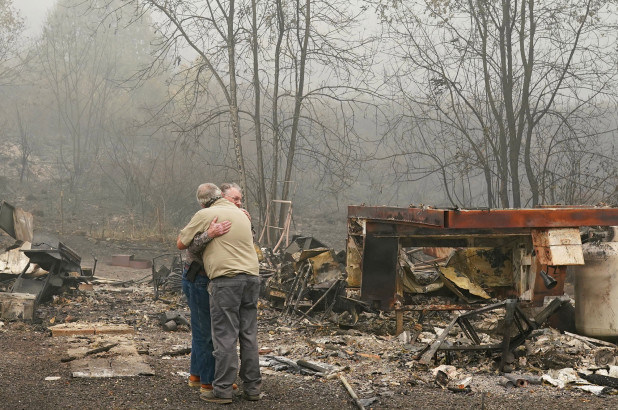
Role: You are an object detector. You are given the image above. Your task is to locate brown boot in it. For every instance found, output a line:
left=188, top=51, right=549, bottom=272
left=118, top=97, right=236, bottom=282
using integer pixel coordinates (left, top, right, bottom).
left=200, top=383, right=239, bottom=393
left=188, top=375, right=200, bottom=387
left=200, top=390, right=232, bottom=404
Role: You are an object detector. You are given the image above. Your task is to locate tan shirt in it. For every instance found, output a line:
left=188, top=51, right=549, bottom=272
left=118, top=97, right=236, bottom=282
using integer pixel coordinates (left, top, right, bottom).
left=178, top=199, right=259, bottom=279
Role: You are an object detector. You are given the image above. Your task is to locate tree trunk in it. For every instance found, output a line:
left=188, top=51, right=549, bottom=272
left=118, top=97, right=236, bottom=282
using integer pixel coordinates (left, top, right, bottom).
left=268, top=0, right=285, bottom=245
left=227, top=0, right=247, bottom=195
left=521, top=0, right=539, bottom=206
left=502, top=0, right=521, bottom=207
left=251, top=0, right=267, bottom=222
left=497, top=4, right=510, bottom=208
left=280, top=0, right=310, bottom=204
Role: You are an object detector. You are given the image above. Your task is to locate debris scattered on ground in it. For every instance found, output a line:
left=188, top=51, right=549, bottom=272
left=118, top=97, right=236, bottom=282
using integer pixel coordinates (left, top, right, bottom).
left=65, top=334, right=154, bottom=378
left=151, top=253, right=183, bottom=300
left=111, top=254, right=152, bottom=269
left=3, top=209, right=618, bottom=406
left=159, top=310, right=189, bottom=331
left=2, top=271, right=618, bottom=407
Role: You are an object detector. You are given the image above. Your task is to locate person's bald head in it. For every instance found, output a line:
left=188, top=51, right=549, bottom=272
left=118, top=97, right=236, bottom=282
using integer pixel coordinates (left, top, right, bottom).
left=221, top=183, right=242, bottom=208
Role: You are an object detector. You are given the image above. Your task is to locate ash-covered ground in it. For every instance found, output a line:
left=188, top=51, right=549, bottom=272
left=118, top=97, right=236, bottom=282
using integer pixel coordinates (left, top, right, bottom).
left=1, top=233, right=618, bottom=409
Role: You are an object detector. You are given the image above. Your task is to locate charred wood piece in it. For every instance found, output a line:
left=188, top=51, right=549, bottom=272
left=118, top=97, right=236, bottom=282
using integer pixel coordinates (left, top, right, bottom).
left=338, top=373, right=366, bottom=410
left=578, top=373, right=618, bottom=389
left=85, top=343, right=119, bottom=356
left=161, top=347, right=192, bottom=357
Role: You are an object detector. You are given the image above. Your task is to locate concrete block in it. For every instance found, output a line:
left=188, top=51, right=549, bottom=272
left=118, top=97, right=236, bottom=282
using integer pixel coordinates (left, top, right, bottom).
left=69, top=336, right=154, bottom=378
left=0, top=292, right=36, bottom=320
left=162, top=320, right=177, bottom=331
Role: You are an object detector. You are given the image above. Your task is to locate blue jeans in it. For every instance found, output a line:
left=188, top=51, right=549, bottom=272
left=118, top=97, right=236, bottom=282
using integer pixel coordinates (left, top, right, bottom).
left=182, top=269, right=215, bottom=384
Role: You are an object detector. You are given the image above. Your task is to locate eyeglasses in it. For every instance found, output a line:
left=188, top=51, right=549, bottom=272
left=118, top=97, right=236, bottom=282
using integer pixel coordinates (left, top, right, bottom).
left=225, top=195, right=242, bottom=202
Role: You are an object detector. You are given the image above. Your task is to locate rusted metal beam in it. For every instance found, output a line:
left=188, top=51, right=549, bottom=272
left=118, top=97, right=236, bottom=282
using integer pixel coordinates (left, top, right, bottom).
left=446, top=207, right=618, bottom=229
left=395, top=310, right=404, bottom=336
left=348, top=206, right=445, bottom=227
left=350, top=205, right=618, bottom=230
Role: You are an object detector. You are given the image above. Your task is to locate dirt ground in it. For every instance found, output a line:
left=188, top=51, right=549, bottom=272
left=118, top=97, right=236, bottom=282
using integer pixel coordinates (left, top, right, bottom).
left=2, top=233, right=618, bottom=409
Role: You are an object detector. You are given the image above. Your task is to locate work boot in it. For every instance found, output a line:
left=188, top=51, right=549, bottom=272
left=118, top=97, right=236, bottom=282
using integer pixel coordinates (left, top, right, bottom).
left=201, top=384, right=239, bottom=393
left=243, top=392, right=261, bottom=401
left=188, top=374, right=200, bottom=387
left=200, top=390, right=232, bottom=404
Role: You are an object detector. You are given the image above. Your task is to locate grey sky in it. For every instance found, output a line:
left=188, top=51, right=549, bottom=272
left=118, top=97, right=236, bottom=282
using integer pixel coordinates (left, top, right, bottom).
left=14, top=0, right=56, bottom=36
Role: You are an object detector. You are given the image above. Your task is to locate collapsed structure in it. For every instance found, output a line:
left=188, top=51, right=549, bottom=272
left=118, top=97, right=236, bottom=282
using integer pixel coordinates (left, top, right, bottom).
left=0, top=200, right=91, bottom=319
left=345, top=205, right=618, bottom=368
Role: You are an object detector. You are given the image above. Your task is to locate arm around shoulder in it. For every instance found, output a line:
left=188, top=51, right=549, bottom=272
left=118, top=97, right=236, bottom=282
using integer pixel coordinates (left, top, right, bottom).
left=177, top=235, right=188, bottom=250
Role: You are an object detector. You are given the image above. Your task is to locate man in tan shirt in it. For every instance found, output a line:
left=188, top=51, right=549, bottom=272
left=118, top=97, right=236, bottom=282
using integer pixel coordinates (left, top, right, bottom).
left=177, top=184, right=231, bottom=392
left=178, top=183, right=261, bottom=404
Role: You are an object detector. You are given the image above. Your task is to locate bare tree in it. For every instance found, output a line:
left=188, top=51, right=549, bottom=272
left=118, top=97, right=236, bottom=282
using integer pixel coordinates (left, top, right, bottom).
left=377, top=0, right=618, bottom=207
left=258, top=0, right=379, bottom=235
left=130, top=0, right=250, bottom=196
left=249, top=0, right=267, bottom=216
left=0, top=0, right=24, bottom=86
left=117, top=0, right=378, bottom=240
left=38, top=0, right=158, bottom=195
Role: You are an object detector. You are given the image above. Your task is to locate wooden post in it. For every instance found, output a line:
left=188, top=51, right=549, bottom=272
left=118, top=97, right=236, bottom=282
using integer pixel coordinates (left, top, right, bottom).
left=395, top=310, right=404, bottom=336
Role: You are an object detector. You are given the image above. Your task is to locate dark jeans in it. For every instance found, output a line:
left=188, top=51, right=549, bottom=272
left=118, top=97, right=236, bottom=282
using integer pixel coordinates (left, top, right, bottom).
left=209, top=274, right=262, bottom=398
left=182, top=269, right=215, bottom=384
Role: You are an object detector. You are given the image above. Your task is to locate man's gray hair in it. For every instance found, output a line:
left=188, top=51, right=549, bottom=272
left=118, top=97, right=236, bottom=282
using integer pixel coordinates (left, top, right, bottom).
left=220, top=182, right=242, bottom=195
left=196, top=183, right=221, bottom=206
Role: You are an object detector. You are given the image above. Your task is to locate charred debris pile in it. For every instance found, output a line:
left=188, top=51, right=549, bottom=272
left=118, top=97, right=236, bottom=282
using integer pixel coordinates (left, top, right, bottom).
left=4, top=199, right=618, bottom=400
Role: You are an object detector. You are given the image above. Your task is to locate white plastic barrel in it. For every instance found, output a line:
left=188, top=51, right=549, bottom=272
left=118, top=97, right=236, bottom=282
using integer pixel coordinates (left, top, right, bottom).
left=573, top=241, right=618, bottom=339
